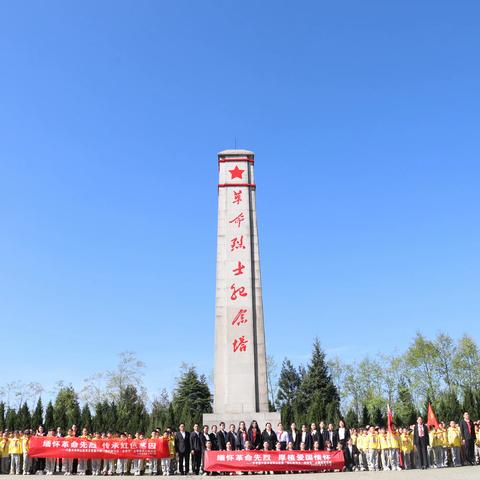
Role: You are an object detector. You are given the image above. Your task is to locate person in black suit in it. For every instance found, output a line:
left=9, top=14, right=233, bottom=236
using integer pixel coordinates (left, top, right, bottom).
left=248, top=420, right=262, bottom=450
left=190, top=424, right=203, bottom=475
left=300, top=424, right=313, bottom=450
left=323, top=424, right=338, bottom=450
left=237, top=421, right=248, bottom=450
left=209, top=425, right=219, bottom=450
left=175, top=423, right=191, bottom=475
left=309, top=423, right=320, bottom=450
left=288, top=423, right=301, bottom=450
left=413, top=417, right=429, bottom=469
left=217, top=422, right=228, bottom=451
left=318, top=421, right=327, bottom=449
left=460, top=412, right=476, bottom=465
left=343, top=438, right=359, bottom=471
left=227, top=424, right=239, bottom=450
left=261, top=423, right=278, bottom=450
left=336, top=420, right=350, bottom=448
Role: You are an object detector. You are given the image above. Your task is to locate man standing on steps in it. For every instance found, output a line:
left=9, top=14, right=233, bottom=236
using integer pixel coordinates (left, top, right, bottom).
left=175, top=423, right=190, bottom=475
left=190, top=424, right=203, bottom=475
left=460, top=412, right=476, bottom=465
left=413, top=417, right=429, bottom=469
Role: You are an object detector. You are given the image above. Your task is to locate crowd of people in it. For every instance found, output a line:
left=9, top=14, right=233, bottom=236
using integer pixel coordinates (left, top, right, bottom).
left=0, top=412, right=479, bottom=475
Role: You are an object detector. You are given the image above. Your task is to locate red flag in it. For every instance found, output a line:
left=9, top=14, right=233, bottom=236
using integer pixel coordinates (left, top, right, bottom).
left=387, top=404, right=393, bottom=432
left=427, top=403, right=439, bottom=429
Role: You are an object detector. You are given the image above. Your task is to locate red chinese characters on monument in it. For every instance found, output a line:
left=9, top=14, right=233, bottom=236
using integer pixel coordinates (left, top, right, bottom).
left=232, top=309, right=248, bottom=327
left=230, top=236, right=246, bottom=251
left=232, top=261, right=245, bottom=276
left=232, top=335, right=248, bottom=352
left=233, top=190, right=242, bottom=205
left=230, top=283, right=247, bottom=301
left=229, top=212, right=245, bottom=228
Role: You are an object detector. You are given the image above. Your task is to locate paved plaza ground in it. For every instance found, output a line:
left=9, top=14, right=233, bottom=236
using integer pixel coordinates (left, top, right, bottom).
left=3, top=469, right=480, bottom=480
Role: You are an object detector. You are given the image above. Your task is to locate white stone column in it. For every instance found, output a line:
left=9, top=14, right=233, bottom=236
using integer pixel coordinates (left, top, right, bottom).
left=204, top=149, right=279, bottom=428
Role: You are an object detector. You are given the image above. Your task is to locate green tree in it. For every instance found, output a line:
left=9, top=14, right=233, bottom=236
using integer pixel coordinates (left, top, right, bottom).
left=150, top=390, right=172, bottom=432
left=44, top=402, right=55, bottom=430
left=32, top=397, right=43, bottom=429
left=0, top=402, right=5, bottom=431
left=360, top=404, right=369, bottom=426
left=370, top=406, right=384, bottom=427
left=93, top=400, right=118, bottom=433
left=453, top=335, right=480, bottom=390
left=294, top=339, right=340, bottom=424
left=395, top=381, right=417, bottom=427
left=81, top=404, right=93, bottom=432
left=5, top=407, right=16, bottom=430
left=171, top=365, right=212, bottom=430
left=437, top=389, right=461, bottom=423
left=16, top=402, right=31, bottom=430
left=405, top=333, right=441, bottom=401
left=276, top=359, right=302, bottom=425
left=345, top=408, right=359, bottom=428
left=53, top=387, right=81, bottom=431
left=116, top=385, right=149, bottom=433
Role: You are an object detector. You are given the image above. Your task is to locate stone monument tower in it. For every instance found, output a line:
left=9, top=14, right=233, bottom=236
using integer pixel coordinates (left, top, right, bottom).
left=204, top=149, right=280, bottom=428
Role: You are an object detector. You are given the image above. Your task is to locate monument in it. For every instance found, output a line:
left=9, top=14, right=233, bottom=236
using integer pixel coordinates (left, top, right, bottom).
left=203, top=149, right=280, bottom=428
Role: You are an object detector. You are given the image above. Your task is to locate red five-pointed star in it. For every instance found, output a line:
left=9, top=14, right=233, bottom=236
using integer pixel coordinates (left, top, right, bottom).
left=229, top=166, right=244, bottom=180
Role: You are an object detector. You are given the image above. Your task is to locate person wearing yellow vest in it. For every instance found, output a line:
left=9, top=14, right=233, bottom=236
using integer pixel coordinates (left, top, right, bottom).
left=447, top=421, right=462, bottom=467
left=21, top=430, right=31, bottom=475
left=431, top=426, right=444, bottom=468
left=438, top=422, right=449, bottom=468
left=400, top=427, right=413, bottom=470
left=0, top=432, right=10, bottom=474
left=356, top=429, right=367, bottom=471
left=63, top=429, right=75, bottom=475
left=387, top=426, right=401, bottom=471
left=366, top=426, right=379, bottom=471
left=9, top=431, right=23, bottom=475
left=378, top=428, right=390, bottom=471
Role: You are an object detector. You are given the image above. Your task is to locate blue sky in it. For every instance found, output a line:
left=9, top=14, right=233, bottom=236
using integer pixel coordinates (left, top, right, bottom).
left=1, top=0, right=479, bottom=402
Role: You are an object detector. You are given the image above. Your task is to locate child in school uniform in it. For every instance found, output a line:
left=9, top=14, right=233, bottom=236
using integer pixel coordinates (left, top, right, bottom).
left=9, top=431, right=23, bottom=475
left=45, top=429, right=56, bottom=475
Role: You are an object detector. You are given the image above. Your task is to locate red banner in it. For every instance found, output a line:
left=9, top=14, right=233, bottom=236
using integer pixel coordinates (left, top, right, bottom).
left=28, top=436, right=170, bottom=459
left=204, top=450, right=344, bottom=472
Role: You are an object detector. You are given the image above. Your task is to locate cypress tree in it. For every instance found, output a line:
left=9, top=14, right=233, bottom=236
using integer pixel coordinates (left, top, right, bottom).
left=32, top=398, right=44, bottom=429
left=276, top=359, right=302, bottom=426
left=0, top=402, right=5, bottom=431
left=5, top=407, right=16, bottom=431
left=81, top=404, right=93, bottom=432
left=53, top=387, right=81, bottom=431
left=345, top=408, right=359, bottom=428
left=17, top=402, right=32, bottom=431
left=395, top=381, right=417, bottom=426
left=117, top=385, right=148, bottom=433
left=361, top=404, right=369, bottom=426
left=44, top=402, right=55, bottom=430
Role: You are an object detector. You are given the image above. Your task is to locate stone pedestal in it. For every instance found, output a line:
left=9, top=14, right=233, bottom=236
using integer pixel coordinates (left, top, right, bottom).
left=203, top=149, right=278, bottom=427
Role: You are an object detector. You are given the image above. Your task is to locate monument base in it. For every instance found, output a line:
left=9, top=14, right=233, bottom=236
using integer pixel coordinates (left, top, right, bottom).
left=203, top=411, right=281, bottom=429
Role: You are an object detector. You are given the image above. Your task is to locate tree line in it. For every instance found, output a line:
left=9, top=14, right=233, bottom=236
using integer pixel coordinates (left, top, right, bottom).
left=0, top=360, right=212, bottom=434
left=275, top=332, right=480, bottom=428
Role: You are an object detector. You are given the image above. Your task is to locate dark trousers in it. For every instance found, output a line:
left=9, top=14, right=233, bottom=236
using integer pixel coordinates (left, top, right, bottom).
left=465, top=439, right=475, bottom=464
left=192, top=450, right=202, bottom=475
left=178, top=452, right=190, bottom=475
left=417, top=441, right=429, bottom=468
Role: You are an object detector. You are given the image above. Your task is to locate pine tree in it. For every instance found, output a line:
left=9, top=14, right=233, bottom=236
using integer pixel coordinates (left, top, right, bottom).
left=44, top=402, right=54, bottom=430
left=81, top=404, right=93, bottom=432
left=462, top=388, right=476, bottom=416
left=276, top=359, right=302, bottom=425
left=294, top=339, right=340, bottom=424
left=0, top=402, right=5, bottom=431
left=171, top=365, right=212, bottom=431
left=361, top=404, right=369, bottom=426
left=5, top=407, right=16, bottom=430
left=437, top=389, right=461, bottom=423
left=16, top=402, right=32, bottom=431
left=345, top=408, right=359, bottom=428
left=32, top=398, right=44, bottom=429
left=116, top=385, right=148, bottom=433
left=150, top=390, right=171, bottom=432
left=370, top=406, right=384, bottom=427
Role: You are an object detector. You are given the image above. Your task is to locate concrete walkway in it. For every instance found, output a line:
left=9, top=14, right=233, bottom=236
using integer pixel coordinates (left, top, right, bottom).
left=3, top=469, right=480, bottom=480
